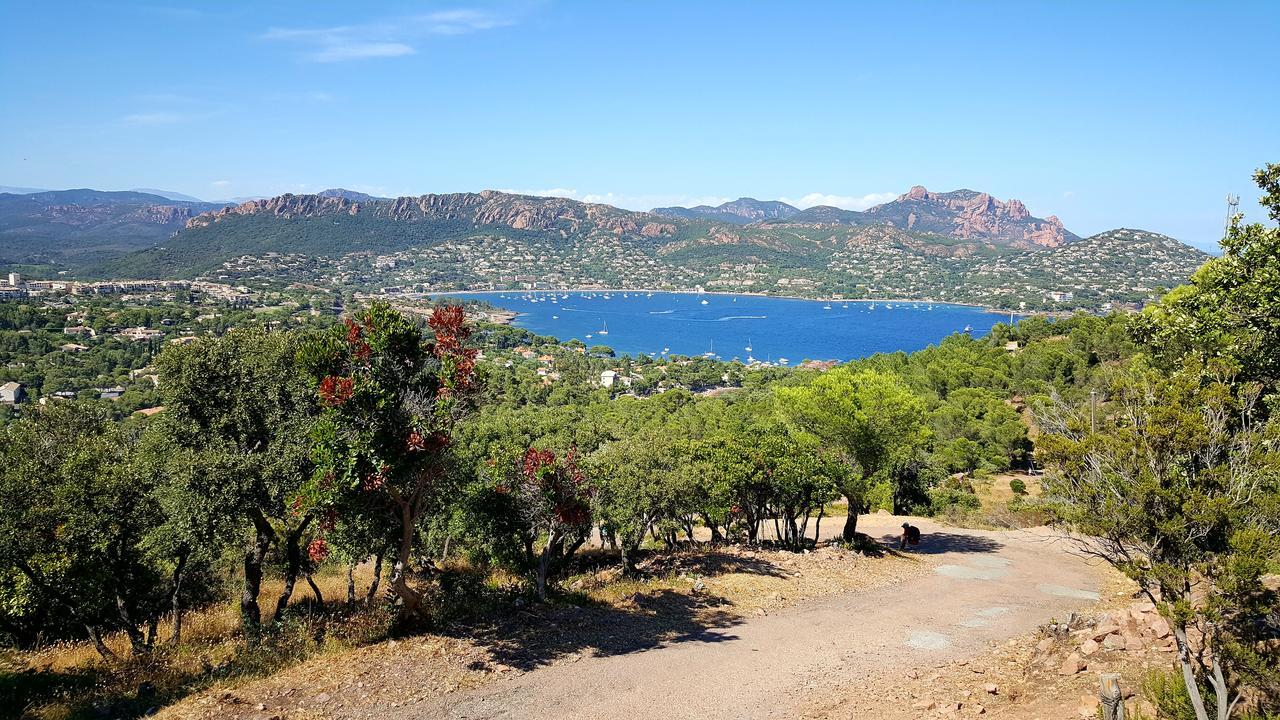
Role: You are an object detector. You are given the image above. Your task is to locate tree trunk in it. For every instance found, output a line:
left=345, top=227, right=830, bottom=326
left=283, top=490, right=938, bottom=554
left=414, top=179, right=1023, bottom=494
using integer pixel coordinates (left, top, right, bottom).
left=242, top=509, right=274, bottom=634
left=620, top=541, right=640, bottom=576
left=85, top=623, right=115, bottom=660
left=842, top=509, right=859, bottom=541
left=346, top=564, right=357, bottom=606
left=170, top=551, right=188, bottom=645
left=274, top=514, right=314, bottom=620
left=306, top=573, right=324, bottom=604
left=114, top=592, right=149, bottom=655
left=1173, top=624, right=1211, bottom=720
left=366, top=549, right=384, bottom=605
left=390, top=502, right=424, bottom=617
left=814, top=505, right=825, bottom=545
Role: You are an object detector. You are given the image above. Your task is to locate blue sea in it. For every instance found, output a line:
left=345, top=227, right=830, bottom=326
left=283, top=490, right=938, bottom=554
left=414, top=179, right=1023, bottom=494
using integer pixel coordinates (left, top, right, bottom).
left=445, top=291, right=1007, bottom=363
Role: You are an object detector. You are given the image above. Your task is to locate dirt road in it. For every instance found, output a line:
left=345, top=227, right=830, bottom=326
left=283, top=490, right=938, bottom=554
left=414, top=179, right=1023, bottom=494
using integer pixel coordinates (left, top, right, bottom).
left=396, top=516, right=1104, bottom=720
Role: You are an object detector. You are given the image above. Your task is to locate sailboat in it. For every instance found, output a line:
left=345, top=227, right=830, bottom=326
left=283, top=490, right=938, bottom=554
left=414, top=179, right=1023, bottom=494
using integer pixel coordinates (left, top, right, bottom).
left=745, top=338, right=752, bottom=352
left=598, top=320, right=609, bottom=335
left=703, top=339, right=716, bottom=358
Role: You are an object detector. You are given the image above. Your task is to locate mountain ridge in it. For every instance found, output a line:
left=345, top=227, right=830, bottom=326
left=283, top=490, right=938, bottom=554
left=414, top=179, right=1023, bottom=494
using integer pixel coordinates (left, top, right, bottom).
left=658, top=185, right=1076, bottom=249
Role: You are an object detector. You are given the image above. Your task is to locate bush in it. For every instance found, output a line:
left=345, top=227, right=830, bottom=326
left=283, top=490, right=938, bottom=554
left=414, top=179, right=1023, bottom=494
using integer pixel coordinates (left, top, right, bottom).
left=927, top=488, right=981, bottom=514
left=1009, top=478, right=1028, bottom=495
left=865, top=481, right=894, bottom=513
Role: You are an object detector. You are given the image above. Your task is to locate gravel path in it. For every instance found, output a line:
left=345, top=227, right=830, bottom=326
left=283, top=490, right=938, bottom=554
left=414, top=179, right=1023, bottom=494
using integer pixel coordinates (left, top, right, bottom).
left=396, top=516, right=1105, bottom=720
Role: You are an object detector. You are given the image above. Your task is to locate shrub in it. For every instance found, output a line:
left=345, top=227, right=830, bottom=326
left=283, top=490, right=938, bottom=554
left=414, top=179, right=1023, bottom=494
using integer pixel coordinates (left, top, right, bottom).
left=927, top=488, right=981, bottom=514
left=865, top=481, right=894, bottom=513
left=1009, top=478, right=1027, bottom=495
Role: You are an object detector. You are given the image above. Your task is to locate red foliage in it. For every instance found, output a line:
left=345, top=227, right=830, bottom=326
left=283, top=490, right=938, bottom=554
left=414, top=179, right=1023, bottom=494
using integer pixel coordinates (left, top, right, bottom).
left=319, top=508, right=338, bottom=532
left=361, top=465, right=388, bottom=492
left=344, top=318, right=362, bottom=345
left=429, top=305, right=478, bottom=389
left=405, top=429, right=449, bottom=453
left=307, top=538, right=330, bottom=563
left=521, top=447, right=556, bottom=480
left=318, top=375, right=354, bottom=407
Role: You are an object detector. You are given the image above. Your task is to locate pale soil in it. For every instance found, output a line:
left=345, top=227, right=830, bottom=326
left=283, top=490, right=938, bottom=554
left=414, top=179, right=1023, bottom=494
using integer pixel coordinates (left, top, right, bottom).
left=159, top=514, right=1116, bottom=720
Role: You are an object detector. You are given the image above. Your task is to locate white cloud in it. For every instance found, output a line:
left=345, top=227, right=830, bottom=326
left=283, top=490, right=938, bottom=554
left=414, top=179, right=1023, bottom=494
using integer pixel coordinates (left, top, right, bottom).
left=263, top=9, right=514, bottom=63
left=211, top=180, right=232, bottom=188
left=121, top=112, right=186, bottom=126
left=779, top=192, right=897, bottom=211
left=1062, top=190, right=1075, bottom=198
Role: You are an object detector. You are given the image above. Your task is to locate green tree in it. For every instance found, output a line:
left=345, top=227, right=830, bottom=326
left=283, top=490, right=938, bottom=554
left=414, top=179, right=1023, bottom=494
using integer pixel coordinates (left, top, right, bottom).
left=301, top=303, right=478, bottom=618
left=776, top=368, right=928, bottom=540
left=1134, top=164, right=1280, bottom=389
left=152, top=327, right=317, bottom=633
left=1037, top=360, right=1280, bottom=720
left=0, top=403, right=168, bottom=657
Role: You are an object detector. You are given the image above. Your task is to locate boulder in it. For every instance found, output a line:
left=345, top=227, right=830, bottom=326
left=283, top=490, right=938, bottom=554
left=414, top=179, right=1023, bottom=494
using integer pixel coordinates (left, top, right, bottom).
left=1149, top=616, right=1172, bottom=639
left=1102, top=633, right=1126, bottom=650
left=1124, top=634, right=1145, bottom=652
left=1060, top=654, right=1087, bottom=675
left=1092, top=624, right=1122, bottom=641
left=1080, top=638, right=1100, bottom=656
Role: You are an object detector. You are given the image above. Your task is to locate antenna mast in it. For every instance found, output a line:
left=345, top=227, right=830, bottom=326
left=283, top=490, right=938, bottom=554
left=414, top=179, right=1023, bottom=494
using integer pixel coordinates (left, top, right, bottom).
left=1225, top=193, right=1240, bottom=233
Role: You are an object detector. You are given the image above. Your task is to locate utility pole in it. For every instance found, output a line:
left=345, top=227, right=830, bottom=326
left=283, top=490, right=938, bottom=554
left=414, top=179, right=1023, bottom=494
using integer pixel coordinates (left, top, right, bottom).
left=1090, top=390, right=1097, bottom=434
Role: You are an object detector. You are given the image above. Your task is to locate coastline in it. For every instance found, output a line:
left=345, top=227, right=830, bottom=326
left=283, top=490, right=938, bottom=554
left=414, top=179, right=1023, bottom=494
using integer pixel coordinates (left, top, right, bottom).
left=429, top=287, right=1032, bottom=316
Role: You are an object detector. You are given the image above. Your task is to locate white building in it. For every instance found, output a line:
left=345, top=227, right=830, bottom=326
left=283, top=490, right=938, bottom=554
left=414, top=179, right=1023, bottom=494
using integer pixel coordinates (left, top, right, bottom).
left=600, top=370, right=617, bottom=388
left=0, top=381, right=25, bottom=404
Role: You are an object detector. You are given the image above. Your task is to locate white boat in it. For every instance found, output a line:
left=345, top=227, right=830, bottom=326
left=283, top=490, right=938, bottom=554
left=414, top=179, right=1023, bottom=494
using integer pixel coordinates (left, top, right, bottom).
left=745, top=339, right=752, bottom=352
left=598, top=321, right=608, bottom=335
left=700, top=299, right=709, bottom=305
left=552, top=315, right=559, bottom=319
left=823, top=303, right=832, bottom=310
left=585, top=334, right=593, bottom=339
left=778, top=357, right=789, bottom=365
left=703, top=339, right=715, bottom=358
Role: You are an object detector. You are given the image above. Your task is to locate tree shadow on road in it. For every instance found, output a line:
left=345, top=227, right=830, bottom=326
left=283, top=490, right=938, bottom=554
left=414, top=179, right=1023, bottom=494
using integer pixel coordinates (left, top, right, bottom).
left=446, top=589, right=745, bottom=672
left=872, top=530, right=1004, bottom=556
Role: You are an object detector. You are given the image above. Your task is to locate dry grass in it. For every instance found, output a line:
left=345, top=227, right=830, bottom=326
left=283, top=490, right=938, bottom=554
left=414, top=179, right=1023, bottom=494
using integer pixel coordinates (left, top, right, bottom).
left=5, top=566, right=389, bottom=720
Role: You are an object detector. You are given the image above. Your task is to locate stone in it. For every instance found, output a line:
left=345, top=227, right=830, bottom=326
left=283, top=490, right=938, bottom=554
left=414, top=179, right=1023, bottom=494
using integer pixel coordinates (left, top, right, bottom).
left=911, top=700, right=935, bottom=711
left=973, top=704, right=986, bottom=714
left=1102, top=633, right=1126, bottom=650
left=1080, top=638, right=1100, bottom=656
left=1149, top=616, right=1172, bottom=639
left=1124, top=634, right=1145, bottom=652
left=1059, top=654, right=1087, bottom=675
left=1092, top=624, right=1121, bottom=641
left=1036, top=637, right=1054, bottom=653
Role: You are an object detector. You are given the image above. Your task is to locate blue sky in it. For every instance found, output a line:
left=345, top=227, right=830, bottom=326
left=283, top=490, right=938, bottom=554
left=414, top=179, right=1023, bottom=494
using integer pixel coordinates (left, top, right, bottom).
left=1, top=1, right=1276, bottom=251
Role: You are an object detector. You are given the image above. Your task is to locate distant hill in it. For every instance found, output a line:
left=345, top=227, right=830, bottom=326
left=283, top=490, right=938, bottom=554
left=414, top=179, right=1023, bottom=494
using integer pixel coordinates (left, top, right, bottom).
left=783, top=205, right=870, bottom=225
left=0, top=185, right=49, bottom=195
left=0, top=189, right=228, bottom=264
left=652, top=198, right=799, bottom=224
left=315, top=188, right=387, bottom=202
left=131, top=188, right=206, bottom=202
left=659, top=186, right=1076, bottom=249
left=75, top=188, right=1208, bottom=310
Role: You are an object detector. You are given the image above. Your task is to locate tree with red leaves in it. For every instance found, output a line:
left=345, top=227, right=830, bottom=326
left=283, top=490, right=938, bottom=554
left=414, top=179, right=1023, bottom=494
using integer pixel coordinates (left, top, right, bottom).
left=493, top=446, right=594, bottom=601
left=300, top=302, right=478, bottom=618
